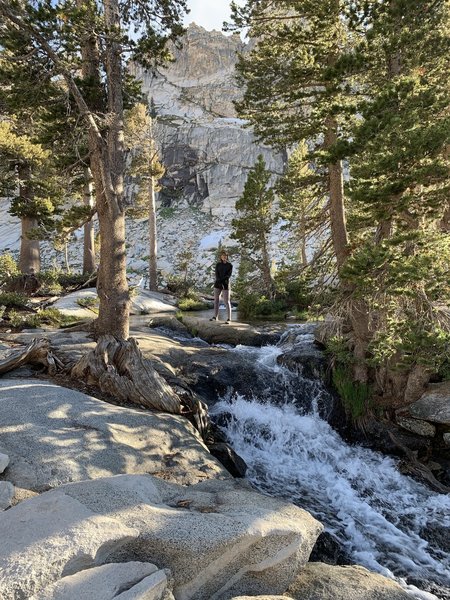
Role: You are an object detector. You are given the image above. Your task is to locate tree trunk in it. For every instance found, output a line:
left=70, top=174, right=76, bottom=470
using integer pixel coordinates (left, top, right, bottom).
left=261, top=234, right=274, bottom=298
left=148, top=174, right=158, bottom=291
left=0, top=338, right=63, bottom=375
left=64, top=242, right=71, bottom=273
left=18, top=163, right=40, bottom=274
left=324, top=117, right=369, bottom=382
left=324, top=116, right=349, bottom=270
left=19, top=216, right=41, bottom=275
left=79, top=0, right=129, bottom=339
left=300, top=213, right=307, bottom=266
left=83, top=166, right=96, bottom=274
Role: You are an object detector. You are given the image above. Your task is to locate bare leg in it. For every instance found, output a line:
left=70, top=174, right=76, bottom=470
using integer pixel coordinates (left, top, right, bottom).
left=223, top=289, right=231, bottom=321
left=213, top=287, right=221, bottom=319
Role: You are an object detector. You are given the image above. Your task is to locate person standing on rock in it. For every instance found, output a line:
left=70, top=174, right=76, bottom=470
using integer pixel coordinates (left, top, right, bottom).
left=210, top=250, right=233, bottom=324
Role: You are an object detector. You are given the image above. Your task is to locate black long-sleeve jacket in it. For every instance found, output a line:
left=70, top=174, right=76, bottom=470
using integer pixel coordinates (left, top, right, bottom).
left=214, top=261, right=233, bottom=290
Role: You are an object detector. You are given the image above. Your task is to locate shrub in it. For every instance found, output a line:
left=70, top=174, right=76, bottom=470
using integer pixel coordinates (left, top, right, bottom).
left=0, top=292, right=28, bottom=308
left=76, top=296, right=99, bottom=309
left=0, top=253, right=19, bottom=284
left=7, top=307, right=77, bottom=329
left=178, top=297, right=208, bottom=311
left=238, top=293, right=287, bottom=318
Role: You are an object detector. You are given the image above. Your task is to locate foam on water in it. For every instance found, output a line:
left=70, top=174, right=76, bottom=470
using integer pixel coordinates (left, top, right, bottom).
left=211, top=333, right=450, bottom=599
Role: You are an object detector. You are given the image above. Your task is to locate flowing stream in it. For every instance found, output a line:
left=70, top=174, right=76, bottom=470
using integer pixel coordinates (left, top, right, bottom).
left=210, top=325, right=450, bottom=600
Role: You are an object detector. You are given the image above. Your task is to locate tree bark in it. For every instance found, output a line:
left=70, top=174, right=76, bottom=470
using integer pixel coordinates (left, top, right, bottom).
left=324, top=116, right=349, bottom=270
left=18, top=163, right=40, bottom=274
left=70, top=335, right=182, bottom=413
left=79, top=0, right=129, bottom=339
left=261, top=233, right=274, bottom=298
left=83, top=166, right=96, bottom=274
left=0, top=338, right=63, bottom=375
left=324, top=116, right=369, bottom=382
left=148, top=174, right=158, bottom=291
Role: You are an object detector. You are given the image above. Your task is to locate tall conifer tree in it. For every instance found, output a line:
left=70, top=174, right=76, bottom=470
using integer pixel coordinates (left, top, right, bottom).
left=231, top=154, right=276, bottom=297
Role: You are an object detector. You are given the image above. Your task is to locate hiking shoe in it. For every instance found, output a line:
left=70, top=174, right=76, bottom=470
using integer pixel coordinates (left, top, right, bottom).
left=225, top=320, right=231, bottom=324
left=209, top=317, right=218, bottom=321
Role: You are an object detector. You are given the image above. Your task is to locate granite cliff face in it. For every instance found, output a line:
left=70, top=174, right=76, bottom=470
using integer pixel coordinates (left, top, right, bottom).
left=126, top=23, right=286, bottom=283
left=0, top=25, right=285, bottom=284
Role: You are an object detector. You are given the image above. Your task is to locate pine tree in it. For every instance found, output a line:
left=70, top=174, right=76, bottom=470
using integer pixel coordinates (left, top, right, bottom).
left=0, top=0, right=187, bottom=339
left=341, top=0, right=450, bottom=401
left=124, top=102, right=165, bottom=291
left=231, top=155, right=276, bottom=297
left=276, top=141, right=327, bottom=268
left=231, top=0, right=354, bottom=271
left=0, top=120, right=62, bottom=274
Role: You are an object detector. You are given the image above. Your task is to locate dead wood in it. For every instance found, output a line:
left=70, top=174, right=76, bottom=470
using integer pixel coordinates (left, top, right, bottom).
left=388, top=431, right=450, bottom=494
left=70, top=335, right=182, bottom=414
left=0, top=338, right=64, bottom=376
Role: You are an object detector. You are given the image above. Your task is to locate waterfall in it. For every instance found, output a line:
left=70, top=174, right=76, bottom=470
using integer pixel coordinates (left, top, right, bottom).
left=211, top=325, right=450, bottom=600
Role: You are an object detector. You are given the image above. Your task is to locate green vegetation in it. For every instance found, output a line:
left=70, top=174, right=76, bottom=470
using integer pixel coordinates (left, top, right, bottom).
left=178, top=296, right=208, bottom=312
left=228, top=0, right=450, bottom=410
left=332, top=366, right=372, bottom=422
left=7, top=307, right=78, bottom=329
left=76, top=296, right=99, bottom=312
left=0, top=253, right=19, bottom=285
left=0, top=292, right=28, bottom=309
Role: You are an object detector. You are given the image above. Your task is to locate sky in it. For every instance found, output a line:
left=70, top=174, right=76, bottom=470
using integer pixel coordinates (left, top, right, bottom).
left=184, top=0, right=242, bottom=33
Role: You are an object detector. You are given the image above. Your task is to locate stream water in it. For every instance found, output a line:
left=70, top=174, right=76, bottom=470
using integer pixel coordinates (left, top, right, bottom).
left=210, top=325, right=450, bottom=600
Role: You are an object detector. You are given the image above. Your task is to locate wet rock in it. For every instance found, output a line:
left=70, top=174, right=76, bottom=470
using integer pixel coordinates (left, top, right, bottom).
left=309, top=531, right=352, bottom=566
left=396, top=416, right=436, bottom=437
left=181, top=316, right=282, bottom=347
left=444, top=432, right=450, bottom=447
left=277, top=345, right=328, bottom=381
left=147, top=315, right=190, bottom=335
left=208, top=442, right=247, bottom=478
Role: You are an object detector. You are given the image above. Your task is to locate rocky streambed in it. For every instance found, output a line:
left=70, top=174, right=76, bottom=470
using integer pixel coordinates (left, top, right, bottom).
left=0, top=314, right=448, bottom=600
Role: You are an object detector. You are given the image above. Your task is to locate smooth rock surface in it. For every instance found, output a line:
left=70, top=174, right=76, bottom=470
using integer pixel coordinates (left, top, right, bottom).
left=30, top=562, right=171, bottom=600
left=0, top=451, right=9, bottom=473
left=130, top=290, right=178, bottom=315
left=181, top=316, right=281, bottom=347
left=0, top=490, right=138, bottom=600
left=409, top=382, right=450, bottom=425
left=286, top=563, right=411, bottom=600
left=0, top=481, right=14, bottom=510
left=54, top=474, right=323, bottom=600
left=0, top=379, right=228, bottom=492
left=53, top=289, right=98, bottom=319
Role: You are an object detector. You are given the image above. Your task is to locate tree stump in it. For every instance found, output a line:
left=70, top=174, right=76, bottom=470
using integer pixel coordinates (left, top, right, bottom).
left=70, top=335, right=182, bottom=414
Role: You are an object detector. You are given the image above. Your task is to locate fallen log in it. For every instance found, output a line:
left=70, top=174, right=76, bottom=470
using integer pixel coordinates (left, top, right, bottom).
left=388, top=431, right=450, bottom=494
left=0, top=338, right=64, bottom=376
